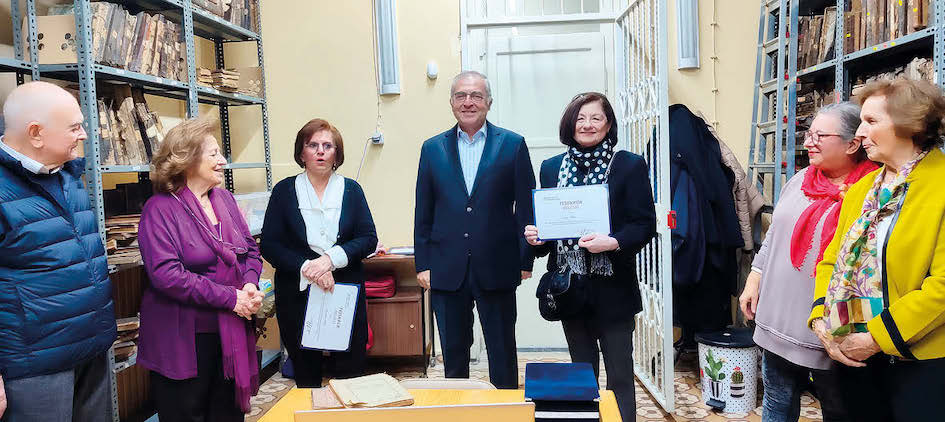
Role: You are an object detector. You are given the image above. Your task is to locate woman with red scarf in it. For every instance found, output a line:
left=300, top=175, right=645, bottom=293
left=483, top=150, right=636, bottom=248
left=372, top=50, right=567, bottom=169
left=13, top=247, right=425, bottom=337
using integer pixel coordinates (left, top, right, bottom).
left=739, top=102, right=876, bottom=422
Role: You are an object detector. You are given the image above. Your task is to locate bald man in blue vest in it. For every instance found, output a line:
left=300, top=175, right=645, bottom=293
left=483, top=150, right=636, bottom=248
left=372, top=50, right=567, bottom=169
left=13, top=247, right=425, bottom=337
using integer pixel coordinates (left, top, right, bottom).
left=0, top=82, right=117, bottom=421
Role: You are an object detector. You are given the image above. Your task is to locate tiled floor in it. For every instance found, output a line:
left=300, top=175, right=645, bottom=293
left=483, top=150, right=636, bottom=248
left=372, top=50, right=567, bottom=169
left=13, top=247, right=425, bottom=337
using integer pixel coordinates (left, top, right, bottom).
left=247, top=351, right=825, bottom=421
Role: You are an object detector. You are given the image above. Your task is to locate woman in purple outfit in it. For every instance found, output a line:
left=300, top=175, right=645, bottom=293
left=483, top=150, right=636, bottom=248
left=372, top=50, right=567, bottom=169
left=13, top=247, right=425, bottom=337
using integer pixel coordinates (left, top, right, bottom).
left=137, top=115, right=263, bottom=421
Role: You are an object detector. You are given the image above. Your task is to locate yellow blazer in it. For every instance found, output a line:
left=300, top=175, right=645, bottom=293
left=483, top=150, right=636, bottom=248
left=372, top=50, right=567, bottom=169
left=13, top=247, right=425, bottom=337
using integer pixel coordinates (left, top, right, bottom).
left=809, top=148, right=945, bottom=360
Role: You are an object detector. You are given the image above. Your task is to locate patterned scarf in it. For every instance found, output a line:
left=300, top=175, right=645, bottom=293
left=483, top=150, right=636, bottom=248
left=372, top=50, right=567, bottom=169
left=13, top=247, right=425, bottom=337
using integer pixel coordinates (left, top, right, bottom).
left=790, top=160, right=878, bottom=272
left=824, top=150, right=928, bottom=336
left=556, top=138, right=617, bottom=276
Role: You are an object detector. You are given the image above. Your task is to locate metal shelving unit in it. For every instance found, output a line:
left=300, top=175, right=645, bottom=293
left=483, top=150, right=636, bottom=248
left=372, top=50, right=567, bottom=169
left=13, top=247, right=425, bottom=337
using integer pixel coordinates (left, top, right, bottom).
left=3, top=0, right=273, bottom=242
left=749, top=0, right=945, bottom=202
left=2, top=1, right=272, bottom=421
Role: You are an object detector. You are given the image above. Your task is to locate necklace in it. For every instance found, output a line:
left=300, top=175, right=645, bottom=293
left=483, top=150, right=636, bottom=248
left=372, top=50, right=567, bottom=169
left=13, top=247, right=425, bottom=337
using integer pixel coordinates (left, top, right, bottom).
left=171, top=192, right=224, bottom=243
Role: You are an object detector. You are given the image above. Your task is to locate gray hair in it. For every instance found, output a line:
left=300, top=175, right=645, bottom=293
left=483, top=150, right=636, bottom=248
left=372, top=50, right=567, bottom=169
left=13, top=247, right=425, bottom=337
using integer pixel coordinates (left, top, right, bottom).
left=817, top=101, right=861, bottom=141
left=450, top=71, right=492, bottom=102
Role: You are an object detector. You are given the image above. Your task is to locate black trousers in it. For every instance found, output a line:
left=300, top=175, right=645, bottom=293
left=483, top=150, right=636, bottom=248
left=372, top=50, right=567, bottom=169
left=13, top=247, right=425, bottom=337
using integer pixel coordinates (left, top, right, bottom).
left=279, top=287, right=369, bottom=388
left=150, top=334, right=243, bottom=422
left=835, top=354, right=945, bottom=422
left=431, top=268, right=518, bottom=389
left=561, top=317, right=635, bottom=422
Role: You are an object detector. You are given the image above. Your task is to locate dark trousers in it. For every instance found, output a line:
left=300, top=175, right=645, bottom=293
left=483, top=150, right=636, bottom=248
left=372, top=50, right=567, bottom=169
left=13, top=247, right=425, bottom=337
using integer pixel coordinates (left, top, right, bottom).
left=279, top=287, right=369, bottom=388
left=834, top=354, right=945, bottom=422
left=561, top=317, right=635, bottom=422
left=431, top=268, right=518, bottom=389
left=2, top=352, right=111, bottom=422
left=150, top=334, right=243, bottom=422
left=760, top=349, right=848, bottom=422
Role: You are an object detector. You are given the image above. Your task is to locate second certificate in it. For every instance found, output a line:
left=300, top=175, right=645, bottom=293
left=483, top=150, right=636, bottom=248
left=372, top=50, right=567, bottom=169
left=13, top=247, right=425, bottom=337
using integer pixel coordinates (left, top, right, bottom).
left=532, top=184, right=611, bottom=241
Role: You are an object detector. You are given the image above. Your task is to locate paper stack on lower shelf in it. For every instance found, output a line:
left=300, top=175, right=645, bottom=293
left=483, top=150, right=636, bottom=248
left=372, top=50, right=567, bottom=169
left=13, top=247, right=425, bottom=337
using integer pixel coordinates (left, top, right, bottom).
left=113, top=316, right=140, bottom=361
left=106, top=214, right=142, bottom=266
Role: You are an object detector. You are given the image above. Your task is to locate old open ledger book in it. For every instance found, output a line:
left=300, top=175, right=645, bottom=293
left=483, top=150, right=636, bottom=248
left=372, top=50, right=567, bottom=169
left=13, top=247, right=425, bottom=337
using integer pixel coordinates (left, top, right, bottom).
left=311, top=373, right=414, bottom=409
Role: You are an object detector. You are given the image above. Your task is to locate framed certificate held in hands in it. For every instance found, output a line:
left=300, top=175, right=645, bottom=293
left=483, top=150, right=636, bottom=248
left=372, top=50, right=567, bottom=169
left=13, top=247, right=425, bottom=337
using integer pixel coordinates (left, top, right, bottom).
left=532, top=185, right=611, bottom=241
left=301, top=283, right=360, bottom=352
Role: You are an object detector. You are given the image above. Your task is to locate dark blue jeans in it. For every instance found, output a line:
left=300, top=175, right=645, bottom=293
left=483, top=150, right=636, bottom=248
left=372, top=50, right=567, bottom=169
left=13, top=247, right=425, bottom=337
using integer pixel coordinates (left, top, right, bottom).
left=761, top=349, right=847, bottom=422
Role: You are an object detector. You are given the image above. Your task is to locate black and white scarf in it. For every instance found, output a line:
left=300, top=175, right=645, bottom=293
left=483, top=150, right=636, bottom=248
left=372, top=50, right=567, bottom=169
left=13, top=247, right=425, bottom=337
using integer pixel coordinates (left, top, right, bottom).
left=556, top=138, right=617, bottom=276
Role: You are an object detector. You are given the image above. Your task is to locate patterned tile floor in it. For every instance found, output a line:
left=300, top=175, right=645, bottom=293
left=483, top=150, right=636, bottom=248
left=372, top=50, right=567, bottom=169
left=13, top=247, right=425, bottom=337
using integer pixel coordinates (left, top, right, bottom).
left=247, top=351, right=825, bottom=421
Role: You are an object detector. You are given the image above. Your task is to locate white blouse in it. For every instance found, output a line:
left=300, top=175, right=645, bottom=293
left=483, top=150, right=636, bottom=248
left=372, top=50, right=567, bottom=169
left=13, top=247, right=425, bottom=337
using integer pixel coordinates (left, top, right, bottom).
left=296, top=172, right=348, bottom=291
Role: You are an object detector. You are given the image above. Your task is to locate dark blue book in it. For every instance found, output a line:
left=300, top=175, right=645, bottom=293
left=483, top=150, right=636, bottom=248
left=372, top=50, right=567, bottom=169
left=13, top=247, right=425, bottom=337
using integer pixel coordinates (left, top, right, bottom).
left=534, top=398, right=601, bottom=421
left=524, top=362, right=600, bottom=402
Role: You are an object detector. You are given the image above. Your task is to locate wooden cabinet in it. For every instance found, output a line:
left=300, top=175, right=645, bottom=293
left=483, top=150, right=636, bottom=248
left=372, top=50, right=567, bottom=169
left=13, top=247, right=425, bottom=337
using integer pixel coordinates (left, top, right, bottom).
left=366, top=287, right=423, bottom=356
left=362, top=255, right=432, bottom=365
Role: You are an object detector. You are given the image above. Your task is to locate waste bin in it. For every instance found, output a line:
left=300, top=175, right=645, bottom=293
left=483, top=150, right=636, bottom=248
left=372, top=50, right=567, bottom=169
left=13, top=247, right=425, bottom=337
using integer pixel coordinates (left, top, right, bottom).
left=695, top=327, right=758, bottom=414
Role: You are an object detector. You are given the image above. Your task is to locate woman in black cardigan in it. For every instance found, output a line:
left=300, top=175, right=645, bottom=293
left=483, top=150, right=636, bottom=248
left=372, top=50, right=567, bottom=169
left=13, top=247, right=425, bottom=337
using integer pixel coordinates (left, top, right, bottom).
left=525, top=93, right=656, bottom=421
left=261, top=118, right=377, bottom=387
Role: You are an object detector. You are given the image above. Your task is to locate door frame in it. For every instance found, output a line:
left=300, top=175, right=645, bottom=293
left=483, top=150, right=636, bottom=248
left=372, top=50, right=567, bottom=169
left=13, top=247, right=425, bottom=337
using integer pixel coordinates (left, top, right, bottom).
left=458, top=0, right=674, bottom=413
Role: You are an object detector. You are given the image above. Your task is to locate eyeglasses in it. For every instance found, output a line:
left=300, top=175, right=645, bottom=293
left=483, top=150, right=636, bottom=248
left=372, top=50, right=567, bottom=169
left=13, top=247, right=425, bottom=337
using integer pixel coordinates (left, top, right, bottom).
left=305, top=142, right=335, bottom=152
left=452, top=91, right=487, bottom=103
left=804, top=130, right=845, bottom=144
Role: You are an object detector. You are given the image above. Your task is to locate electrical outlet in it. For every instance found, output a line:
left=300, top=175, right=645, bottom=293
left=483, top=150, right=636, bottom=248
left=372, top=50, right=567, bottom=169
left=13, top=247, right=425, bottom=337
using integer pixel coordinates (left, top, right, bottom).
left=371, top=131, right=384, bottom=145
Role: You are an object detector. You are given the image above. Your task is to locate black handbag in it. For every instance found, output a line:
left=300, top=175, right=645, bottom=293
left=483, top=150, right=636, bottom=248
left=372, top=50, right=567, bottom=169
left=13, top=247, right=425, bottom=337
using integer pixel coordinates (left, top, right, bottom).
left=535, top=267, right=588, bottom=321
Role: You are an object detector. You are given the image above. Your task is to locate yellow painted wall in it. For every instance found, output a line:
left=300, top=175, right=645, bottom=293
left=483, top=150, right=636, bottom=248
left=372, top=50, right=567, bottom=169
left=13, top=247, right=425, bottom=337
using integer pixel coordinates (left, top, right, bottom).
left=233, top=1, right=461, bottom=246
left=667, top=0, right=759, bottom=168
left=1, top=0, right=759, bottom=243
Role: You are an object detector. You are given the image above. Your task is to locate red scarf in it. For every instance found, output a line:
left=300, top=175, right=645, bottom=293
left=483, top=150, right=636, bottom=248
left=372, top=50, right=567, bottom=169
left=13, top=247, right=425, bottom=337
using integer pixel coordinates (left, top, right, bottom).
left=789, top=160, right=878, bottom=270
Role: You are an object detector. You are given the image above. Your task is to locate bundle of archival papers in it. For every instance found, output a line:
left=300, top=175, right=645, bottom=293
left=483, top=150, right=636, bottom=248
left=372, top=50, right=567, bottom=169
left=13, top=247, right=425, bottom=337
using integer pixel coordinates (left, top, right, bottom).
left=311, top=373, right=414, bottom=409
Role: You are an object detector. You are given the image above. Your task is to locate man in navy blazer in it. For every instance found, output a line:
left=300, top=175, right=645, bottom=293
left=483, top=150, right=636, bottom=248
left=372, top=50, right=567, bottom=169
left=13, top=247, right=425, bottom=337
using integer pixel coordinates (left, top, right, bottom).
left=414, top=71, right=536, bottom=389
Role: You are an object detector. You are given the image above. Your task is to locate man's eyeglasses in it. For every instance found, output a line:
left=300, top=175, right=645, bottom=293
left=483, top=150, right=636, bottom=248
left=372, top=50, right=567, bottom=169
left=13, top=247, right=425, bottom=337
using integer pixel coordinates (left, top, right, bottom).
left=452, top=91, right=487, bottom=103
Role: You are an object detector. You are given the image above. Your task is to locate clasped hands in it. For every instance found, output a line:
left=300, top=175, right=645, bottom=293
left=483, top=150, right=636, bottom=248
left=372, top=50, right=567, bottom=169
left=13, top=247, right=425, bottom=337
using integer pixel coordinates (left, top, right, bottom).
left=303, top=255, right=336, bottom=292
left=811, top=319, right=882, bottom=367
left=523, top=225, right=619, bottom=253
left=232, top=283, right=263, bottom=320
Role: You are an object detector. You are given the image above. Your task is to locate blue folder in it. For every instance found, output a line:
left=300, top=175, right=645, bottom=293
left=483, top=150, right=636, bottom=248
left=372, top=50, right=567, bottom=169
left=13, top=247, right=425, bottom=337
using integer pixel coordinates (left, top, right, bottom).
left=524, top=362, right=601, bottom=402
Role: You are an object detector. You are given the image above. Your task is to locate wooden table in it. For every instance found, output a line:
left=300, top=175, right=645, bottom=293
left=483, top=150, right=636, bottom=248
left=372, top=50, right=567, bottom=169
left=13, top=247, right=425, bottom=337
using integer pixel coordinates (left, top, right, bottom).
left=258, top=388, right=622, bottom=422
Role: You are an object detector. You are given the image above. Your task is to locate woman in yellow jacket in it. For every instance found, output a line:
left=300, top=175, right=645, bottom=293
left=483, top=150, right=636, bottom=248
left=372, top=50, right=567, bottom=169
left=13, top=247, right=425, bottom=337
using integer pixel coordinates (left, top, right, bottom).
left=808, top=78, right=945, bottom=421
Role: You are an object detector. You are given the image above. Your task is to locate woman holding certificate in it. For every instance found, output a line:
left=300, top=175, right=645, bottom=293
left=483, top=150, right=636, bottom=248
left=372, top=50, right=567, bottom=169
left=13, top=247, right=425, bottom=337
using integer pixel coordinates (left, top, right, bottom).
left=524, top=92, right=657, bottom=421
left=261, top=118, right=378, bottom=387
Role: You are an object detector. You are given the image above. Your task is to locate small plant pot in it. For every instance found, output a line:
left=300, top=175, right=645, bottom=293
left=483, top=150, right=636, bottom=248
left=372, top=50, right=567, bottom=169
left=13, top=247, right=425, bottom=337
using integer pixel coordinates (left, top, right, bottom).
left=709, top=379, right=722, bottom=399
left=730, top=382, right=745, bottom=398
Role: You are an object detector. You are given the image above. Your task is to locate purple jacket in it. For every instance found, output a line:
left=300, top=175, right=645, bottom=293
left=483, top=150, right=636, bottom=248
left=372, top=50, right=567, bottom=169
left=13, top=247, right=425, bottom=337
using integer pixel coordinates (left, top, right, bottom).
left=137, top=188, right=262, bottom=379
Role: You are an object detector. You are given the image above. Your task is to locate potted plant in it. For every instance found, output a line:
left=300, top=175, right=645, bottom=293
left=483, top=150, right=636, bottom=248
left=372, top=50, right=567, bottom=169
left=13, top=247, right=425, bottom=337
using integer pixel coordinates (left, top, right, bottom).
left=703, top=349, right=726, bottom=399
left=730, top=367, right=745, bottom=398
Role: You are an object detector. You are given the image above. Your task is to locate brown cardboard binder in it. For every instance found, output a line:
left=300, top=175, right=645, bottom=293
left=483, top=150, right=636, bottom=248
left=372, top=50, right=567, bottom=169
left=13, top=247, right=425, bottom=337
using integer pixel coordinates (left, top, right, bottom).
left=295, top=402, right=535, bottom=422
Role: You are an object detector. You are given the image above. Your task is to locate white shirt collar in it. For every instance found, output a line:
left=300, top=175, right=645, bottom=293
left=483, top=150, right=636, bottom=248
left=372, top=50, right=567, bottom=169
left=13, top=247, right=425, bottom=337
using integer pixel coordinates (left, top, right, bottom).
left=457, top=123, right=487, bottom=144
left=296, top=172, right=345, bottom=210
left=0, top=136, right=61, bottom=174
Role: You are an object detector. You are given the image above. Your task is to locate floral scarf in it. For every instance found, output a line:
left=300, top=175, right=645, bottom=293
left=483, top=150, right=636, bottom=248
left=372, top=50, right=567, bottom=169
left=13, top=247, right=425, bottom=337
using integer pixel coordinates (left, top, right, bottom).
left=824, top=150, right=928, bottom=336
